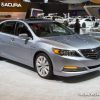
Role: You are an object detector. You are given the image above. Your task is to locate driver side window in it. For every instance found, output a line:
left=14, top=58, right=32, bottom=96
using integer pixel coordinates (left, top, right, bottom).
left=15, top=22, right=33, bottom=38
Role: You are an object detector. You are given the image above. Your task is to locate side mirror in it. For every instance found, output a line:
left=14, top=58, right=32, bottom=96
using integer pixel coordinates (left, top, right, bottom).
left=19, top=33, right=29, bottom=40
left=19, top=33, right=32, bottom=44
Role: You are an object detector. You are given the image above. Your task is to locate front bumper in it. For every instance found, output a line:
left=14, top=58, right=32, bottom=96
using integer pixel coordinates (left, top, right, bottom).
left=54, top=67, right=100, bottom=77
left=51, top=55, right=100, bottom=77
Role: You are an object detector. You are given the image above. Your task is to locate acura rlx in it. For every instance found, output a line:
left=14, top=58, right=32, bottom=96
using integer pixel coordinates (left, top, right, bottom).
left=0, top=19, right=100, bottom=78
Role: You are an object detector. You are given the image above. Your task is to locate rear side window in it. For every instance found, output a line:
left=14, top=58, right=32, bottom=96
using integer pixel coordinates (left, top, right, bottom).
left=0, top=24, right=2, bottom=32
left=0, top=21, right=16, bottom=35
left=0, top=23, right=4, bottom=32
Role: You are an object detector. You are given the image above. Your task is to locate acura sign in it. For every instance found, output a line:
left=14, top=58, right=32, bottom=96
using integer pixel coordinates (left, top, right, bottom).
left=0, top=2, right=22, bottom=8
left=0, top=1, right=28, bottom=12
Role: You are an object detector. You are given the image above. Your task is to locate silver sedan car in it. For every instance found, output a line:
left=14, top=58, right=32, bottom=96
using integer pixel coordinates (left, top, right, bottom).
left=0, top=19, right=100, bottom=79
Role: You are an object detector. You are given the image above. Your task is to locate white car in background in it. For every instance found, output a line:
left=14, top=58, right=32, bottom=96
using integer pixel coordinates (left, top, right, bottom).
left=69, top=18, right=94, bottom=28
left=90, top=25, right=100, bottom=32
left=86, top=25, right=100, bottom=41
left=44, top=16, right=68, bottom=24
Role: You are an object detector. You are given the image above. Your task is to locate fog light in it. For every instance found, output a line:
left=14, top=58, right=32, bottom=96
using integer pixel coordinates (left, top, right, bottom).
left=63, top=66, right=87, bottom=72
left=64, top=66, right=78, bottom=69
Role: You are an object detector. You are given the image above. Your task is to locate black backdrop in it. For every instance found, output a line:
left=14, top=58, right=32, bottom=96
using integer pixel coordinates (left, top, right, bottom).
left=30, top=0, right=56, bottom=2
left=41, top=3, right=68, bottom=16
left=27, top=3, right=68, bottom=16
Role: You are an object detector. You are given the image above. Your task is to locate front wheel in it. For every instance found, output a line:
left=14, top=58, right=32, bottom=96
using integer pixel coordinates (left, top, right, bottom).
left=35, top=53, right=53, bottom=79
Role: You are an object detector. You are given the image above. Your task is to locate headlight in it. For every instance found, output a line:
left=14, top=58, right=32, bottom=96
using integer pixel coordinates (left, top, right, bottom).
left=53, top=48, right=81, bottom=57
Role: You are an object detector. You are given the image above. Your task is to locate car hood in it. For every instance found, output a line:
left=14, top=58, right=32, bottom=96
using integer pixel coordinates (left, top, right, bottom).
left=43, top=34, right=100, bottom=49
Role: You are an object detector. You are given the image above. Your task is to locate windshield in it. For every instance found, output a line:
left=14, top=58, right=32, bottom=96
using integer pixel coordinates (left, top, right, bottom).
left=28, top=22, right=75, bottom=37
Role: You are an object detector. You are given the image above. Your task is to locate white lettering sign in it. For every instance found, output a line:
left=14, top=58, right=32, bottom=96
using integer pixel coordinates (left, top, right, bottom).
left=1, top=2, right=22, bottom=8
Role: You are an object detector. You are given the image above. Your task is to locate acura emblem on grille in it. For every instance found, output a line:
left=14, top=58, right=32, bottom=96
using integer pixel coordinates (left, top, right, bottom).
left=81, top=47, right=100, bottom=59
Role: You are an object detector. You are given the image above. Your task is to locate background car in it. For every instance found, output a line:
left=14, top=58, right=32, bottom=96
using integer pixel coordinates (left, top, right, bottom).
left=86, top=25, right=100, bottom=41
left=69, top=18, right=94, bottom=28
left=44, top=16, right=68, bottom=24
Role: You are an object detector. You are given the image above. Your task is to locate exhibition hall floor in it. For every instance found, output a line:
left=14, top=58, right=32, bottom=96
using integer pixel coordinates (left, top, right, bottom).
left=0, top=58, right=100, bottom=100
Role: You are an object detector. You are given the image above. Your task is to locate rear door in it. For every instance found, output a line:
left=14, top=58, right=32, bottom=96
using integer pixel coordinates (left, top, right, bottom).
left=0, top=21, right=17, bottom=59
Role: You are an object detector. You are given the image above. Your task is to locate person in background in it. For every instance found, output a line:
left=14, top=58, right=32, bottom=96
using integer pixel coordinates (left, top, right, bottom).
left=52, top=16, right=55, bottom=21
left=74, top=19, right=80, bottom=34
left=92, top=16, right=95, bottom=21
left=92, top=16, right=96, bottom=27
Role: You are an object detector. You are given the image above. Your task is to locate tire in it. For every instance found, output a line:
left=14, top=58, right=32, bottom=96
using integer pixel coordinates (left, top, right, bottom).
left=82, top=22, right=86, bottom=28
left=35, top=53, right=53, bottom=79
left=64, top=21, right=68, bottom=26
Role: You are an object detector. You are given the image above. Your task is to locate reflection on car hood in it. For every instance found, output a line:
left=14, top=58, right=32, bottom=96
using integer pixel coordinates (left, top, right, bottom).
left=44, top=34, right=100, bottom=49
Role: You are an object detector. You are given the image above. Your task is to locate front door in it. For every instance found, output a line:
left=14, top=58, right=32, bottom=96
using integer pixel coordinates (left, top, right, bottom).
left=11, top=22, right=34, bottom=66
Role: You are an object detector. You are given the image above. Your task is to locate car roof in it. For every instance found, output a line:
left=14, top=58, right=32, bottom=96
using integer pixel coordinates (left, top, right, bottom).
left=23, top=18, right=55, bottom=23
left=0, top=18, right=55, bottom=24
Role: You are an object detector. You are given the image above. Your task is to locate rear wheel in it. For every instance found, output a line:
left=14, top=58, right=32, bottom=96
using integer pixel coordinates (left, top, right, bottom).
left=35, top=53, right=53, bottom=79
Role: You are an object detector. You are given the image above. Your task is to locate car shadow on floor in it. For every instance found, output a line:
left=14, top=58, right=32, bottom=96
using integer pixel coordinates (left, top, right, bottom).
left=53, top=71, right=100, bottom=83
left=1, top=58, right=100, bottom=83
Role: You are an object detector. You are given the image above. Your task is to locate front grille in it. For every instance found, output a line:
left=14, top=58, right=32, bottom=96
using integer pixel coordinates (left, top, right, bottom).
left=80, top=47, right=100, bottom=59
left=88, top=64, right=100, bottom=69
